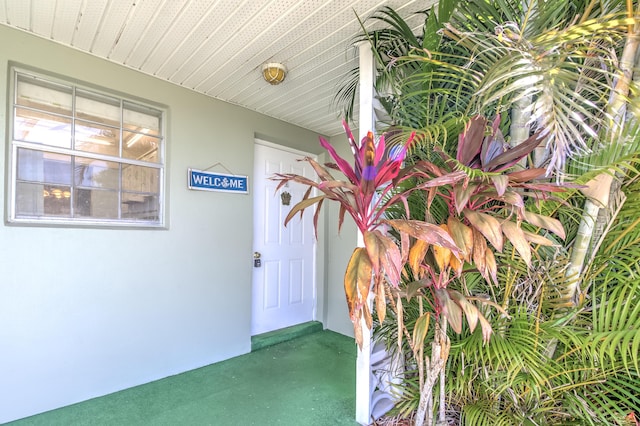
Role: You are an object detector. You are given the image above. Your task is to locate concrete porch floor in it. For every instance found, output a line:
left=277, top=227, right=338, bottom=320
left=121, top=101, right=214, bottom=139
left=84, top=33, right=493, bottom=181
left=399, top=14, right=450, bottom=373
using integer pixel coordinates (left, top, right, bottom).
left=7, top=327, right=359, bottom=426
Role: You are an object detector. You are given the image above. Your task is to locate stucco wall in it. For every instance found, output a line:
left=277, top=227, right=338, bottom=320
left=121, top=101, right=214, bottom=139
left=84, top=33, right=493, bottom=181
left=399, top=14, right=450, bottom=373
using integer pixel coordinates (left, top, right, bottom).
left=0, top=25, right=343, bottom=423
left=323, top=133, right=359, bottom=337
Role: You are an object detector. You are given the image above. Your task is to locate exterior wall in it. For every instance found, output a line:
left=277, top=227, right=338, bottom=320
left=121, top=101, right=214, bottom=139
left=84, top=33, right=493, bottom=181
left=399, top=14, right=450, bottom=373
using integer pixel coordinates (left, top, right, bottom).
left=323, top=133, right=358, bottom=337
left=0, top=25, right=340, bottom=423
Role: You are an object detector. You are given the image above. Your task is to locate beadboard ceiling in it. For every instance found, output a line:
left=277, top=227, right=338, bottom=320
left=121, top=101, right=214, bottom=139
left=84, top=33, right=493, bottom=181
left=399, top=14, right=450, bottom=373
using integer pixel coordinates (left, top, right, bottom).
left=0, top=0, right=433, bottom=137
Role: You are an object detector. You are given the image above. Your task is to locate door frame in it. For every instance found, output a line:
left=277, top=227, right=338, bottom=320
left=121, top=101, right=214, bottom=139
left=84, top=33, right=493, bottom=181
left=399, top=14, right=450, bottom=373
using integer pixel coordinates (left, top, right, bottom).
left=251, top=138, right=323, bottom=335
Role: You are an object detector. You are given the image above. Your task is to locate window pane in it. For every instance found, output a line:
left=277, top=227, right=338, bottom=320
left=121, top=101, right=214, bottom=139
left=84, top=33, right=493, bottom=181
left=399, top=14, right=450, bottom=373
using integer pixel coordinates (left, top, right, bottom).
left=76, top=89, right=120, bottom=127
left=17, top=148, right=72, bottom=185
left=75, top=120, right=119, bottom=156
left=122, top=164, right=159, bottom=193
left=16, top=74, right=72, bottom=116
left=16, top=182, right=71, bottom=218
left=11, top=69, right=165, bottom=227
left=122, top=193, right=159, bottom=221
left=123, top=131, right=159, bottom=162
left=15, top=107, right=72, bottom=148
left=75, top=188, right=119, bottom=219
left=75, top=157, right=120, bottom=190
left=123, top=101, right=161, bottom=137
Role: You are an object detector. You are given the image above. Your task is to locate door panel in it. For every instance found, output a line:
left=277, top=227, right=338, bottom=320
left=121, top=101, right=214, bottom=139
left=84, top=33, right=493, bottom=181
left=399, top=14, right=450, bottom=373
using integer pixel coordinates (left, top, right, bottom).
left=252, top=142, right=316, bottom=335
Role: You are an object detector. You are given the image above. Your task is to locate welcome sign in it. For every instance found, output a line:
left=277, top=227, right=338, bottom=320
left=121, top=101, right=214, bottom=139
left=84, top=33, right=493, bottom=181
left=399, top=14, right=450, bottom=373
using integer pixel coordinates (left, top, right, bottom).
left=188, top=169, right=249, bottom=194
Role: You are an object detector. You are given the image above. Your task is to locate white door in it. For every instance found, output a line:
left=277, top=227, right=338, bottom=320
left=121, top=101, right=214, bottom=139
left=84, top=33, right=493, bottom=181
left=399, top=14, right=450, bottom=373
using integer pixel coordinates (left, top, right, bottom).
left=252, top=141, right=317, bottom=336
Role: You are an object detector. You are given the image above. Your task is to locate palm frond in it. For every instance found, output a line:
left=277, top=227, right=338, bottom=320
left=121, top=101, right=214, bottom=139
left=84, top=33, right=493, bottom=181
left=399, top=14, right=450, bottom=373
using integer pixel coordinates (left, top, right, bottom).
left=351, top=2, right=640, bottom=424
left=333, top=6, right=433, bottom=123
left=460, top=401, right=516, bottom=426
left=579, top=178, right=640, bottom=376
left=440, top=11, right=634, bottom=175
left=568, top=123, right=640, bottom=177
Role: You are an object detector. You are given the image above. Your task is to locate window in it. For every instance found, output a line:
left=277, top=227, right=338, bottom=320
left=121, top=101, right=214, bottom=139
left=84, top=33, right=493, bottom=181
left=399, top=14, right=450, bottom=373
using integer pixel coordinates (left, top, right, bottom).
left=7, top=68, right=165, bottom=227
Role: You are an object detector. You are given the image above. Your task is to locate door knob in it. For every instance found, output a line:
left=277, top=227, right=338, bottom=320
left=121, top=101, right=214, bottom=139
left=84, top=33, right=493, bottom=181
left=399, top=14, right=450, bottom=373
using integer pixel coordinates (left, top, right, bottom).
left=253, top=252, right=261, bottom=259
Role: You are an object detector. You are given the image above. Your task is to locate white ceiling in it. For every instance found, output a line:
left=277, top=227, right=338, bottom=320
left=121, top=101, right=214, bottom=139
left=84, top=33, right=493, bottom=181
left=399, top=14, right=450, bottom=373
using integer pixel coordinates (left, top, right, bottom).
left=0, top=0, right=432, bottom=137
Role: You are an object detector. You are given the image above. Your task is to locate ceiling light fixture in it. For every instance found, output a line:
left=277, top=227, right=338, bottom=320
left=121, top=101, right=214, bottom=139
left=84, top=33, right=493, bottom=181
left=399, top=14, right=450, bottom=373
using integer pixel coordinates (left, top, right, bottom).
left=262, top=63, right=287, bottom=85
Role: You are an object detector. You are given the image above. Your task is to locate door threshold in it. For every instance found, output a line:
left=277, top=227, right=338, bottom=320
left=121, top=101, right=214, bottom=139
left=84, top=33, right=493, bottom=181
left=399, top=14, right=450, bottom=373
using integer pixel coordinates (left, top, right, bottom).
left=251, top=321, right=323, bottom=352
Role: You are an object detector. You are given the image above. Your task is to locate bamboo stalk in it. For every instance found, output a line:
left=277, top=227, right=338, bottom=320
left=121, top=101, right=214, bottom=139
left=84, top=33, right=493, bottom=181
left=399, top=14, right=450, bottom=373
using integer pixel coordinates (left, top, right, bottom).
left=565, top=198, right=600, bottom=302
left=511, top=95, right=534, bottom=167
left=565, top=8, right=639, bottom=303
left=437, top=318, right=449, bottom=426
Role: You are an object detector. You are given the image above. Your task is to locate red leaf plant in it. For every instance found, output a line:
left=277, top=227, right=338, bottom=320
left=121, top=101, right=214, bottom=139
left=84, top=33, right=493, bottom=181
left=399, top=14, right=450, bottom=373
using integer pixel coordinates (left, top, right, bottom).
left=273, top=117, right=568, bottom=348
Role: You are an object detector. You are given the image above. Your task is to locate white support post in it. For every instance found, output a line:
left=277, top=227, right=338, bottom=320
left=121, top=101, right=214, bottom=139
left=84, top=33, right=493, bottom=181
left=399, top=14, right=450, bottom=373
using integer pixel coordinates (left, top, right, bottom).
left=358, top=42, right=376, bottom=139
left=355, top=40, right=376, bottom=426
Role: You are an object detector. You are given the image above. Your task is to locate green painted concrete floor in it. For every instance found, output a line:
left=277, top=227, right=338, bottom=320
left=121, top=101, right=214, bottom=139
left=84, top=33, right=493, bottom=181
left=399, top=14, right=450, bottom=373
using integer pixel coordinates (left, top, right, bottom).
left=7, top=329, right=359, bottom=426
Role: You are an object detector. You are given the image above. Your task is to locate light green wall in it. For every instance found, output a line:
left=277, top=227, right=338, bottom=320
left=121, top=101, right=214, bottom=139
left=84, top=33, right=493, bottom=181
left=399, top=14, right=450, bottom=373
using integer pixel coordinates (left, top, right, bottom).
left=323, top=133, right=359, bottom=337
left=0, top=25, right=343, bottom=423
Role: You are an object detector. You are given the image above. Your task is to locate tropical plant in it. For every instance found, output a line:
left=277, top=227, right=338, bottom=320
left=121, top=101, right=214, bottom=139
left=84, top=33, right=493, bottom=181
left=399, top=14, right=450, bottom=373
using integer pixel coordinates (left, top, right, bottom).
left=273, top=115, right=567, bottom=425
left=382, top=223, right=640, bottom=424
left=331, top=0, right=640, bottom=424
left=273, top=121, right=461, bottom=347
left=339, top=0, right=639, bottom=173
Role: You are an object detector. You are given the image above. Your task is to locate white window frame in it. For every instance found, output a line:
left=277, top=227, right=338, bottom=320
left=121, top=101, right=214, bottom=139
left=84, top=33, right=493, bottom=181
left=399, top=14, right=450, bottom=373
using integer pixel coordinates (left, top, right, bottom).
left=6, top=66, right=167, bottom=228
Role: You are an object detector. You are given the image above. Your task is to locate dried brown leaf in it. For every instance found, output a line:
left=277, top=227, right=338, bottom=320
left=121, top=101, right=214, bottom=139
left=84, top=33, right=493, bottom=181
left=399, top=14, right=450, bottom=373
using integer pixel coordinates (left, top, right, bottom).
left=472, top=228, right=487, bottom=278
left=413, top=312, right=431, bottom=349
left=375, top=278, right=386, bottom=324
left=433, top=224, right=452, bottom=272
left=448, top=217, right=473, bottom=262
left=363, top=302, right=373, bottom=330
left=463, top=209, right=504, bottom=252
left=449, top=255, right=463, bottom=276
left=478, top=312, right=492, bottom=344
left=438, top=288, right=463, bottom=334
left=416, top=171, right=468, bottom=190
left=501, top=220, right=532, bottom=267
left=448, top=289, right=479, bottom=333
left=306, top=157, right=336, bottom=182
left=523, top=230, right=556, bottom=246
left=523, top=211, right=566, bottom=240
left=353, top=320, right=363, bottom=349
left=284, top=196, right=324, bottom=227
left=364, top=230, right=402, bottom=286
left=344, top=247, right=371, bottom=320
left=485, top=249, right=498, bottom=285
left=409, top=239, right=430, bottom=278
left=385, top=220, right=461, bottom=256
